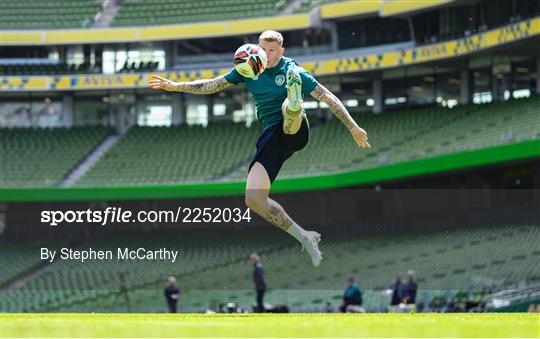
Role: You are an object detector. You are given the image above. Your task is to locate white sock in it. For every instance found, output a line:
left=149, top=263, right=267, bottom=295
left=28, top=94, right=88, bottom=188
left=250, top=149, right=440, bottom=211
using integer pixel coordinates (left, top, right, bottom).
left=287, top=222, right=307, bottom=243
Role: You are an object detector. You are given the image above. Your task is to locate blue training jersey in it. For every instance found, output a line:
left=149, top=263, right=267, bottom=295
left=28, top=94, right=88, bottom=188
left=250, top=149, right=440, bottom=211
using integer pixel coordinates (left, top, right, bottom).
left=224, top=56, right=318, bottom=130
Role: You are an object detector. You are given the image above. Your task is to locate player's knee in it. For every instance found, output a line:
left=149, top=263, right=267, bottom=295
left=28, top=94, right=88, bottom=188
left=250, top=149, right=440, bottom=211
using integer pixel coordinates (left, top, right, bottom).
left=244, top=193, right=260, bottom=211
left=245, top=191, right=266, bottom=211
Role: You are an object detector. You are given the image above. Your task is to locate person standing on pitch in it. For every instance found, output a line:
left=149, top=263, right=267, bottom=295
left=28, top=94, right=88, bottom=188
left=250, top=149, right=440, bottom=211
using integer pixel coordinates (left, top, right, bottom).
left=149, top=30, right=371, bottom=267
left=164, top=276, right=180, bottom=313
left=340, top=277, right=363, bottom=312
left=250, top=253, right=266, bottom=312
left=115, top=272, right=131, bottom=312
left=388, top=273, right=404, bottom=306
left=402, top=270, right=418, bottom=305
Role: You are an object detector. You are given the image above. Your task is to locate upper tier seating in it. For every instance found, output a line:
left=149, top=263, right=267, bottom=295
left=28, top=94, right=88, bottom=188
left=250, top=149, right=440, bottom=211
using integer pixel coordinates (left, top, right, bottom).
left=1, top=0, right=101, bottom=29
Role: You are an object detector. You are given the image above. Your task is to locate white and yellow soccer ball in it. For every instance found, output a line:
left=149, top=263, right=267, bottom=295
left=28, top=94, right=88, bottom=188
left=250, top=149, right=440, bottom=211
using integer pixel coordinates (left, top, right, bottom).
left=233, top=44, right=267, bottom=79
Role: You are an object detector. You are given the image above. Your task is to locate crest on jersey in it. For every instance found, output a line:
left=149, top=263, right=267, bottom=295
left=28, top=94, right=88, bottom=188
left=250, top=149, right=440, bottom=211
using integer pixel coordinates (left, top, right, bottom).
left=275, top=74, right=285, bottom=86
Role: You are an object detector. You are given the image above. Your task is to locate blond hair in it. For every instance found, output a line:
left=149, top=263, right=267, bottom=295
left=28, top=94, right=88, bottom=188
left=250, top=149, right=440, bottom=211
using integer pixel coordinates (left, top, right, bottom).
left=259, top=30, right=283, bottom=47
left=250, top=253, right=260, bottom=262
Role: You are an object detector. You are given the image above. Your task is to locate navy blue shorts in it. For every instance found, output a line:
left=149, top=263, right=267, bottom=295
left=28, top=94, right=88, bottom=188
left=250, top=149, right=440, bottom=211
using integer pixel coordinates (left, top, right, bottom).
left=249, top=117, right=309, bottom=183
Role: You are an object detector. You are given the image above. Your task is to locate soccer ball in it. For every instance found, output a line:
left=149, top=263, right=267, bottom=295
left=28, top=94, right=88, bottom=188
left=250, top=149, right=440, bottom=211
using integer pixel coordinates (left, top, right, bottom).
left=233, top=44, right=267, bottom=79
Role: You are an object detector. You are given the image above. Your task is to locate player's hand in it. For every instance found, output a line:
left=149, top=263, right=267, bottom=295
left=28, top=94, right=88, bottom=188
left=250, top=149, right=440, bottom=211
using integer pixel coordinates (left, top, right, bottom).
left=350, top=126, right=371, bottom=148
left=148, top=75, right=178, bottom=92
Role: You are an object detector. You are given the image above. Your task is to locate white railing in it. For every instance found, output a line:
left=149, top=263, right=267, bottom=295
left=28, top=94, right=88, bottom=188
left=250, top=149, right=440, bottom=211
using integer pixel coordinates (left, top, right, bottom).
left=485, top=282, right=540, bottom=309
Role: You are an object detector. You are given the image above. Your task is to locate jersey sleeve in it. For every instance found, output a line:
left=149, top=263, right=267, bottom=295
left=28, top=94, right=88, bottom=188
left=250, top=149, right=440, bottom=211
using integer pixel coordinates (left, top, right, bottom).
left=223, top=67, right=244, bottom=85
left=298, top=68, right=318, bottom=96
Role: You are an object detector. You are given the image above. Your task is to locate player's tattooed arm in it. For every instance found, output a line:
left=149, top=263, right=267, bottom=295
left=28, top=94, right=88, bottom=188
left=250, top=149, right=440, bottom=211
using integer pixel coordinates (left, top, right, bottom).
left=176, top=76, right=233, bottom=94
left=149, top=75, right=233, bottom=94
left=310, top=84, right=357, bottom=130
left=310, top=84, right=371, bottom=148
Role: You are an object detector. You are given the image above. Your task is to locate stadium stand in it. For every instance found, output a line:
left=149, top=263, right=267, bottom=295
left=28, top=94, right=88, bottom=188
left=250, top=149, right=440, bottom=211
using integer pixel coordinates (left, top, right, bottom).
left=229, top=95, right=540, bottom=180
left=0, top=127, right=110, bottom=187
left=1, top=96, right=537, bottom=188
left=111, top=0, right=287, bottom=27
left=80, top=96, right=540, bottom=185
left=1, top=224, right=537, bottom=312
left=0, top=0, right=101, bottom=29
left=76, top=122, right=260, bottom=186
left=0, top=229, right=284, bottom=312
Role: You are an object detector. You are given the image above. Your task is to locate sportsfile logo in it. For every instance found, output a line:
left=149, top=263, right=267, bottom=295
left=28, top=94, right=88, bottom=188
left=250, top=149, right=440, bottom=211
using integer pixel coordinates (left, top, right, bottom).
left=41, top=207, right=133, bottom=226
left=40, top=206, right=251, bottom=226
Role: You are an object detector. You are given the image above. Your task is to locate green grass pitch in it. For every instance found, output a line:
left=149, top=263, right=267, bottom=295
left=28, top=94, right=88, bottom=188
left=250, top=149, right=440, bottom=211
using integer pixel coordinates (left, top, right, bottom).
left=1, top=313, right=538, bottom=338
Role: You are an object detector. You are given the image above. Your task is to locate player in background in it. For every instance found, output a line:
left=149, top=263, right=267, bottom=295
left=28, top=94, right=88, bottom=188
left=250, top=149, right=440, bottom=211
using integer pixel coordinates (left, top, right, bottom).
left=149, top=30, right=371, bottom=267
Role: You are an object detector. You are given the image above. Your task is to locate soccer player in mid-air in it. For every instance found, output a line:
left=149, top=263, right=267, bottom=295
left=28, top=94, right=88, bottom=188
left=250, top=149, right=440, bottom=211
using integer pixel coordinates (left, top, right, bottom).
left=149, top=30, right=371, bottom=267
